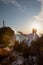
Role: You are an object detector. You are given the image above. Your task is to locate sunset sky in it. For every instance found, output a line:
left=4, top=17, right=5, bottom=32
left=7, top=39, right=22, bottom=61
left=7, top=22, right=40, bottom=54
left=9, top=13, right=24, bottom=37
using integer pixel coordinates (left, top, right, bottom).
left=0, top=0, right=43, bottom=34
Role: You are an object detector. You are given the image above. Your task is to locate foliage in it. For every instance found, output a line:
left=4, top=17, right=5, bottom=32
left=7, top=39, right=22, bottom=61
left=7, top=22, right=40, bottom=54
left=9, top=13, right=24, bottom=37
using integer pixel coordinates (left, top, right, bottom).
left=14, top=40, right=20, bottom=51
left=14, top=40, right=29, bottom=58
left=31, top=36, right=43, bottom=56
left=0, top=27, right=15, bottom=47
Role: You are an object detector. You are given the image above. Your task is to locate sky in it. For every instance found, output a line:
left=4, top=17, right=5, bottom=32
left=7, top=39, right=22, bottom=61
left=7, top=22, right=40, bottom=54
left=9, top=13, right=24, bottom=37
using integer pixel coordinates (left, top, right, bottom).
left=0, top=0, right=43, bottom=34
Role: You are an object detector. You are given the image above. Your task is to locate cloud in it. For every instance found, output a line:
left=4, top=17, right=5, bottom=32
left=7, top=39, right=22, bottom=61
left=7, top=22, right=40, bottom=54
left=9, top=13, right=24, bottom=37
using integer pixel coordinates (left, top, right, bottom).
left=0, top=0, right=23, bottom=12
left=34, top=0, right=43, bottom=21
left=14, top=2, right=23, bottom=12
left=0, top=0, right=15, bottom=4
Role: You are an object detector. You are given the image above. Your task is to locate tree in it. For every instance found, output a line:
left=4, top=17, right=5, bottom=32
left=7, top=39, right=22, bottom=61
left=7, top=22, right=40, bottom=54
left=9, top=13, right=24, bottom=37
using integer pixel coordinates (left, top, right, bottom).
left=31, top=36, right=43, bottom=56
left=0, top=27, right=15, bottom=47
left=30, top=35, right=43, bottom=65
left=0, top=27, right=16, bottom=64
left=19, top=41, right=29, bottom=58
left=14, top=40, right=20, bottom=51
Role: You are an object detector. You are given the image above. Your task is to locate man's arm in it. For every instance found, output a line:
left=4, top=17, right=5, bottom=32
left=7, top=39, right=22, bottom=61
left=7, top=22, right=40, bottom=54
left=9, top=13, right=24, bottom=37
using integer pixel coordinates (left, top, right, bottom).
left=18, top=31, right=27, bottom=36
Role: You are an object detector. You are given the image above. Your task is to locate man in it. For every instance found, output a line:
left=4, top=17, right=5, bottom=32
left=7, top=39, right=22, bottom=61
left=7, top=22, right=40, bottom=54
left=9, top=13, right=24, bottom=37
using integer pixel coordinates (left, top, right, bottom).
left=18, top=28, right=39, bottom=46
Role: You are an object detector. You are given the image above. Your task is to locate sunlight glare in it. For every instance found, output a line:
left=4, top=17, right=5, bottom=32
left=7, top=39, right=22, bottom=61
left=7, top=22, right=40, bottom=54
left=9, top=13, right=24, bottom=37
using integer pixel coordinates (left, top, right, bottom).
left=30, top=21, right=41, bottom=33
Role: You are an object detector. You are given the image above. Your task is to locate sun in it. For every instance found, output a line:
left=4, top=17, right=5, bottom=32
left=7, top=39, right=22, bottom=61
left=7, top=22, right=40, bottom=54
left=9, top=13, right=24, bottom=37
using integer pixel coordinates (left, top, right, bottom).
left=30, top=22, right=41, bottom=33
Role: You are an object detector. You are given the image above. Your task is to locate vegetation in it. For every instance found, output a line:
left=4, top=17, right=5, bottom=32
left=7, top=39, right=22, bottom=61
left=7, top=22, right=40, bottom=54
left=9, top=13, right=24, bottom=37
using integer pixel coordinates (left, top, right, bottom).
left=30, top=36, right=43, bottom=65
left=31, top=36, right=43, bottom=56
left=0, top=26, right=43, bottom=65
left=0, top=27, right=15, bottom=64
left=0, top=27, right=15, bottom=47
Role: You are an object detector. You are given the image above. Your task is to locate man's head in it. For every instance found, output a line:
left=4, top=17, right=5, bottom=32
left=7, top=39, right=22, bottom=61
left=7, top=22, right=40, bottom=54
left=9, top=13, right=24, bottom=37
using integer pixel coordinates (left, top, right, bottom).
left=32, top=28, right=37, bottom=34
